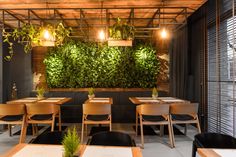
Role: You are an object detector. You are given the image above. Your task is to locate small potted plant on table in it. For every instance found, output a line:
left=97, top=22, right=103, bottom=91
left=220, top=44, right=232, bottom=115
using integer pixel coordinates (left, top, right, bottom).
left=36, top=87, right=45, bottom=100
left=88, top=88, right=95, bottom=99
left=152, top=87, right=158, bottom=99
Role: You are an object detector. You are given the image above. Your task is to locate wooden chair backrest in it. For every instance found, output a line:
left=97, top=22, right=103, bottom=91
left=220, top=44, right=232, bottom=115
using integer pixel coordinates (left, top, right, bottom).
left=170, top=103, right=198, bottom=115
left=0, top=104, right=25, bottom=116
left=137, top=104, right=169, bottom=115
left=26, top=103, right=56, bottom=115
left=83, top=103, right=111, bottom=115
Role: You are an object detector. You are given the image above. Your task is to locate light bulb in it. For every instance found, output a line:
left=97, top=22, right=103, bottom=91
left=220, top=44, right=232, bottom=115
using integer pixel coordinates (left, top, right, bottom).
left=160, top=28, right=168, bottom=39
left=43, top=29, right=50, bottom=40
left=99, top=30, right=105, bottom=41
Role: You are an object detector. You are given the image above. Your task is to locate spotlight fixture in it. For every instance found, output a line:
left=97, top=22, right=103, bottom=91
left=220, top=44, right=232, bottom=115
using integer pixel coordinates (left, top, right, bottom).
left=99, top=30, right=105, bottom=41
left=98, top=1, right=106, bottom=41
left=40, top=1, right=55, bottom=46
left=160, top=0, right=169, bottom=39
left=160, top=28, right=168, bottom=39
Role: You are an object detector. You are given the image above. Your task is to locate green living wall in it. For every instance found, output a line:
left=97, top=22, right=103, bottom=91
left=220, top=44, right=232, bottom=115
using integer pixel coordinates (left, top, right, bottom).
left=44, top=40, right=160, bottom=88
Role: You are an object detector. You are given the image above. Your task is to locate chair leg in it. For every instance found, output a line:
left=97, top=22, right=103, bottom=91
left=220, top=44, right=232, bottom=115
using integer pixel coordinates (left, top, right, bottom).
left=8, top=124, right=12, bottom=137
left=139, top=116, right=144, bottom=149
left=32, top=124, right=35, bottom=136
left=170, top=117, right=175, bottom=147
left=160, top=125, right=164, bottom=137
left=196, top=118, right=201, bottom=133
left=192, top=141, right=197, bottom=157
left=109, top=121, right=112, bottom=131
left=167, top=122, right=174, bottom=148
left=81, top=123, right=84, bottom=144
left=20, top=120, right=27, bottom=143
left=35, top=124, right=39, bottom=136
left=136, top=111, right=138, bottom=136
left=58, top=111, right=62, bottom=131
left=184, top=124, right=187, bottom=135
left=85, top=124, right=87, bottom=136
left=51, top=116, right=55, bottom=132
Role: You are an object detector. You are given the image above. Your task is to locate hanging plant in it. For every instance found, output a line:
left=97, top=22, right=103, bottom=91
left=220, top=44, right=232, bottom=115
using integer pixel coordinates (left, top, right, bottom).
left=108, top=18, right=135, bottom=40
left=2, top=22, right=71, bottom=61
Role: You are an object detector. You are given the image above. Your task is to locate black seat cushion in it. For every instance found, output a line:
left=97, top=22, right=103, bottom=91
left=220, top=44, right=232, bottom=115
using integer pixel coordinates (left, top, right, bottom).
left=171, top=114, right=194, bottom=121
left=192, top=133, right=236, bottom=157
left=195, top=133, right=236, bottom=148
left=142, top=115, right=166, bottom=122
left=31, top=114, right=52, bottom=121
left=30, top=131, right=65, bottom=144
left=86, top=115, right=109, bottom=121
left=89, top=131, right=136, bottom=146
left=0, top=115, right=23, bottom=121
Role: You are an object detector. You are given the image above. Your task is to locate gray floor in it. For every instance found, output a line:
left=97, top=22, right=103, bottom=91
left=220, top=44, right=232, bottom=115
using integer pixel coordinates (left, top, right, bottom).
left=0, top=123, right=199, bottom=157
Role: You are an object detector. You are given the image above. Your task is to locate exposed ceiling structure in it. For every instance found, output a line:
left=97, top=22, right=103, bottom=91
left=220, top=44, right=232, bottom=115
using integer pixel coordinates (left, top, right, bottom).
left=0, top=0, right=206, bottom=40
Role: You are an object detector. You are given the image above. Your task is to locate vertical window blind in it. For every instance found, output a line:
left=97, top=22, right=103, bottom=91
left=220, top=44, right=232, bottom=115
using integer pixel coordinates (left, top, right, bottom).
left=208, top=0, right=236, bottom=136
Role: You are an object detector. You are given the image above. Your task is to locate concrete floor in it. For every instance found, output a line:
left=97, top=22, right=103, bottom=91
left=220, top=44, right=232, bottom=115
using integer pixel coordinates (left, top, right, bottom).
left=0, top=123, right=199, bottom=157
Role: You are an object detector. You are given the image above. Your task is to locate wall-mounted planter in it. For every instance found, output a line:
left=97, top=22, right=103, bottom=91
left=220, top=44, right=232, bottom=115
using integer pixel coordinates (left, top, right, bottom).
left=108, top=40, right=132, bottom=47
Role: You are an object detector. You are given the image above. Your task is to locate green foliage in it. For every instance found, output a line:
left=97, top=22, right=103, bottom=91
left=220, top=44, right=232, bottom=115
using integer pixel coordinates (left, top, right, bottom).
left=62, top=127, right=80, bottom=157
left=109, top=18, right=135, bottom=40
left=152, top=87, right=158, bottom=96
left=88, top=88, right=94, bottom=95
left=36, top=87, right=45, bottom=98
left=44, top=40, right=160, bottom=88
left=2, top=23, right=71, bottom=61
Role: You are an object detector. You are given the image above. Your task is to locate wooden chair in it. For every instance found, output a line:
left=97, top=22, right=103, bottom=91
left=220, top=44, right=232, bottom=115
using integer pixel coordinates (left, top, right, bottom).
left=22, top=103, right=58, bottom=142
left=37, top=101, right=62, bottom=131
left=81, top=103, right=112, bottom=143
left=0, top=104, right=26, bottom=143
left=170, top=103, right=201, bottom=147
left=137, top=104, right=174, bottom=148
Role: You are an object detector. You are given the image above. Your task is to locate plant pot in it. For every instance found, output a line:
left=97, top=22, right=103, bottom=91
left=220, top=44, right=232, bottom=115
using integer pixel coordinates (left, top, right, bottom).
left=88, top=94, right=95, bottom=99
left=152, top=94, right=158, bottom=99
left=108, top=40, right=132, bottom=46
left=37, top=95, right=44, bottom=100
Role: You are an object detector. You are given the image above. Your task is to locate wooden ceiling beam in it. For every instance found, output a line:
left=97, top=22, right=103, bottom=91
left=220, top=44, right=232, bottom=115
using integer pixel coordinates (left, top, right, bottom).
left=4, top=10, right=25, bottom=24
left=128, top=8, right=134, bottom=24
left=146, top=8, right=159, bottom=27
left=80, top=9, right=89, bottom=27
left=0, top=6, right=192, bottom=10
left=54, top=9, right=68, bottom=26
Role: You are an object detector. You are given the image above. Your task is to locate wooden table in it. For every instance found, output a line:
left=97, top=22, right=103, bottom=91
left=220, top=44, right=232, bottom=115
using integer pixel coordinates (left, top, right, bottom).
left=198, top=148, right=236, bottom=157
left=129, top=97, right=189, bottom=105
left=37, top=97, right=72, bottom=105
left=85, top=97, right=113, bottom=105
left=3, top=144, right=143, bottom=157
left=6, top=97, right=39, bottom=104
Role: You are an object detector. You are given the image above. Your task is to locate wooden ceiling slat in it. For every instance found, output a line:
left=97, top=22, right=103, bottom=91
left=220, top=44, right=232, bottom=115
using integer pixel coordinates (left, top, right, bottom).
left=0, top=0, right=206, bottom=37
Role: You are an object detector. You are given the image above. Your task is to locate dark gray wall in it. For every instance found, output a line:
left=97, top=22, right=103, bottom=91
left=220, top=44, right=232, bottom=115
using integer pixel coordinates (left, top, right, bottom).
left=1, top=37, right=32, bottom=103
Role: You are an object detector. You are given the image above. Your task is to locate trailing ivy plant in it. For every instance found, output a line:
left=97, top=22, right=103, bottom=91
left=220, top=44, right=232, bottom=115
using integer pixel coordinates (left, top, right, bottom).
left=44, top=40, right=160, bottom=88
left=2, top=23, right=71, bottom=61
left=109, top=18, right=135, bottom=40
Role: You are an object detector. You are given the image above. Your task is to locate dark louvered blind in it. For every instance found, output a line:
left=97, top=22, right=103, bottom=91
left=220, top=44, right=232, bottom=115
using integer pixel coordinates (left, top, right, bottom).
left=207, top=0, right=236, bottom=136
